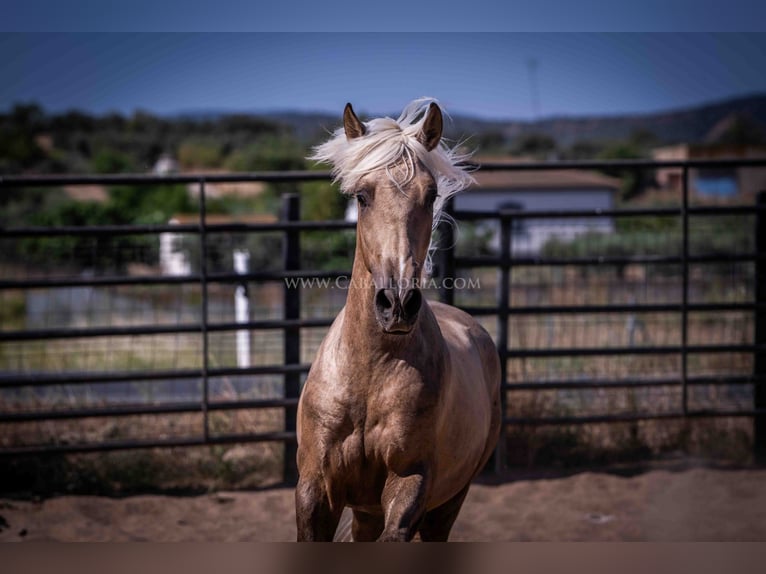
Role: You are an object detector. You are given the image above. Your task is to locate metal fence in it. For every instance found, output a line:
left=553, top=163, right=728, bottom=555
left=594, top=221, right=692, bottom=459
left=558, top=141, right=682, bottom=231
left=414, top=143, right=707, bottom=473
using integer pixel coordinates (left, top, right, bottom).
left=2, top=158, right=766, bottom=478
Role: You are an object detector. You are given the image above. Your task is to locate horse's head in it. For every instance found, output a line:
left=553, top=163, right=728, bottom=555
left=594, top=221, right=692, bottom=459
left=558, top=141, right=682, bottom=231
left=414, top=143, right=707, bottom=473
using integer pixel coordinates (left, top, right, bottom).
left=310, top=98, right=474, bottom=335
left=343, top=102, right=442, bottom=334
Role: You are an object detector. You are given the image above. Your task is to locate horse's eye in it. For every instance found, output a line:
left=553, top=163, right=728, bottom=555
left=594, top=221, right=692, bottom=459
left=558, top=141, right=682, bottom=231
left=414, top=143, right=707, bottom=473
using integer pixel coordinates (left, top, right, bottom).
left=356, top=193, right=369, bottom=208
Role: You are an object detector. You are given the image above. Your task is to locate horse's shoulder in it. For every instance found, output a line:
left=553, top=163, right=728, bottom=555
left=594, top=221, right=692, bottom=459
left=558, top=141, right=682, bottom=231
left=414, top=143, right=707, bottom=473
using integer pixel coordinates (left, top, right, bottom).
left=428, top=300, right=492, bottom=343
left=427, top=300, right=499, bottom=379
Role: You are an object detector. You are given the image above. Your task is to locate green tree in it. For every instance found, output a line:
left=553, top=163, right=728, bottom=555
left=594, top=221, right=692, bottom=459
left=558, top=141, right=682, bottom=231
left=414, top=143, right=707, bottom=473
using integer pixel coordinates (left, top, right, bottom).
left=91, top=148, right=136, bottom=173
left=511, top=133, right=557, bottom=159
left=300, top=181, right=346, bottom=221
left=711, top=114, right=765, bottom=146
left=0, top=104, right=47, bottom=171
left=597, top=141, right=652, bottom=201
left=224, top=134, right=306, bottom=172
left=178, top=139, right=224, bottom=169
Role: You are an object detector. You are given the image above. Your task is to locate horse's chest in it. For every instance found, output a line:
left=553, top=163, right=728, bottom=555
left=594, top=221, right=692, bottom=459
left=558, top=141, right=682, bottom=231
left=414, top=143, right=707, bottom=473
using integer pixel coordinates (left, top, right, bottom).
left=323, top=384, right=437, bottom=480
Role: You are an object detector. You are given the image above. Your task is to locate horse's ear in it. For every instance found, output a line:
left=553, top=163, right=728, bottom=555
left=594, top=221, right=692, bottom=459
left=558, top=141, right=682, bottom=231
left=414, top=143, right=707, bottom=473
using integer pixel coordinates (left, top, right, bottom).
left=343, top=103, right=366, bottom=140
left=418, top=102, right=443, bottom=151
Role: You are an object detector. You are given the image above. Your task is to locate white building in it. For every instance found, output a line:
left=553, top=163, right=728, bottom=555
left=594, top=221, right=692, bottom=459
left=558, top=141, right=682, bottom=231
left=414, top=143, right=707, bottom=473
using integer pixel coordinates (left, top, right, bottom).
left=454, top=169, right=621, bottom=254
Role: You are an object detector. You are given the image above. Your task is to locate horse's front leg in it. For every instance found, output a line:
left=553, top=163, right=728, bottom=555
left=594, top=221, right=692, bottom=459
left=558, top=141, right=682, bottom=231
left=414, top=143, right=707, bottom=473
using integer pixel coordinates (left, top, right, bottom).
left=377, top=470, right=429, bottom=542
left=295, top=473, right=343, bottom=541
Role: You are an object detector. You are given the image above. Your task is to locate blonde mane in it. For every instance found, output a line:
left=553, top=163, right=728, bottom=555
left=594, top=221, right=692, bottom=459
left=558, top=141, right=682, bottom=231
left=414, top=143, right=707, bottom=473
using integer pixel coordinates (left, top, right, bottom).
left=308, top=98, right=474, bottom=270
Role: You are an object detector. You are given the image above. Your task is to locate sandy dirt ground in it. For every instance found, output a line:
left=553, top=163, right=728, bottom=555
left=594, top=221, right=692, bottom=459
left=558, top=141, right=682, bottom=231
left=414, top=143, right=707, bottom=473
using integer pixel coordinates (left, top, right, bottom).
left=2, top=466, right=766, bottom=542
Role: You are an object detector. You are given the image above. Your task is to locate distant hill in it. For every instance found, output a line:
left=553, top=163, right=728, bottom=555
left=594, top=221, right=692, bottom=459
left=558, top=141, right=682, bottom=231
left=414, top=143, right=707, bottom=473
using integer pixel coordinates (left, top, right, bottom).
left=493, top=94, right=766, bottom=147
left=191, top=93, right=766, bottom=149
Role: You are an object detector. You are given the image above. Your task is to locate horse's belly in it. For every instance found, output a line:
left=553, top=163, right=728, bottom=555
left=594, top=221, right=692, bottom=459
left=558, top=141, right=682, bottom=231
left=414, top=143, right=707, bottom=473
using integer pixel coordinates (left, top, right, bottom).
left=428, top=358, right=497, bottom=505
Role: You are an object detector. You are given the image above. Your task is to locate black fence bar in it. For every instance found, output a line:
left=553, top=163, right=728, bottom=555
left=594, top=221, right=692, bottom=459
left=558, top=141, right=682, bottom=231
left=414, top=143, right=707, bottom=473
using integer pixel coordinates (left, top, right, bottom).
left=282, top=194, right=301, bottom=482
left=199, top=179, right=210, bottom=442
left=0, top=432, right=298, bottom=458
left=0, top=397, right=301, bottom=424
left=0, top=275, right=201, bottom=290
left=461, top=302, right=763, bottom=316
left=0, top=269, right=352, bottom=290
left=0, top=363, right=313, bottom=389
left=0, top=170, right=333, bottom=187
left=505, top=374, right=766, bottom=391
left=456, top=253, right=763, bottom=268
left=755, top=191, right=766, bottom=459
left=505, top=409, right=766, bottom=427
left=0, top=220, right=356, bottom=238
left=474, top=158, right=766, bottom=171
left=454, top=204, right=766, bottom=221
left=506, top=344, right=766, bottom=358
left=681, top=165, right=690, bottom=416
left=494, top=211, right=512, bottom=473
left=0, top=323, right=202, bottom=342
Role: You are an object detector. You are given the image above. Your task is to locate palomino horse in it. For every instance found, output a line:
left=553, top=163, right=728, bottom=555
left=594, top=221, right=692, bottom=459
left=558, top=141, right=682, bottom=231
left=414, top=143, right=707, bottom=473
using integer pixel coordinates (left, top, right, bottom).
left=296, top=99, right=501, bottom=541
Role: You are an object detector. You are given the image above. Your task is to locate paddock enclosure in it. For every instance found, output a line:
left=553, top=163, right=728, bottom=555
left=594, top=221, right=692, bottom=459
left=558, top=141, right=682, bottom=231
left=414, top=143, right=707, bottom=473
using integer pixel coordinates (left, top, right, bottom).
left=2, top=159, right=766, bottom=485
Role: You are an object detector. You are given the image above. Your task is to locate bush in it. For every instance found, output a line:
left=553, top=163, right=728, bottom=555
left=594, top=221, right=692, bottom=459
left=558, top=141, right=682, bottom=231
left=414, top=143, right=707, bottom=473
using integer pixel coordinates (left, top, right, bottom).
left=300, top=181, right=346, bottom=221
left=90, top=148, right=136, bottom=174
left=178, top=139, right=224, bottom=169
left=224, top=135, right=306, bottom=172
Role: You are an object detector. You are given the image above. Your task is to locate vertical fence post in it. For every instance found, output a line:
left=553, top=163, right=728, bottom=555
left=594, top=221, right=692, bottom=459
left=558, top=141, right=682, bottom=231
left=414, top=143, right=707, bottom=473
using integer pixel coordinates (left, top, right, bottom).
left=199, top=179, right=210, bottom=443
left=681, top=166, right=689, bottom=417
left=494, top=211, right=512, bottom=473
left=282, top=193, right=301, bottom=482
left=754, top=191, right=766, bottom=458
left=438, top=198, right=456, bottom=306
left=233, top=249, right=251, bottom=369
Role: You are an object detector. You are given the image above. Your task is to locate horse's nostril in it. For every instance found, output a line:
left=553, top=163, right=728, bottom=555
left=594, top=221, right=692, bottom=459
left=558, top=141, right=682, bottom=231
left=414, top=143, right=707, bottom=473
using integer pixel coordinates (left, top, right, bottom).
left=402, top=289, right=422, bottom=317
left=375, top=289, right=395, bottom=312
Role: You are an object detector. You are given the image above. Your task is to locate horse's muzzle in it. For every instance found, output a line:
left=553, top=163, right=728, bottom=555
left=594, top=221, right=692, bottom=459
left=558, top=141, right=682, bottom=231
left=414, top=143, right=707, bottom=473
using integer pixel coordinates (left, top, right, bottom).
left=374, top=287, right=422, bottom=333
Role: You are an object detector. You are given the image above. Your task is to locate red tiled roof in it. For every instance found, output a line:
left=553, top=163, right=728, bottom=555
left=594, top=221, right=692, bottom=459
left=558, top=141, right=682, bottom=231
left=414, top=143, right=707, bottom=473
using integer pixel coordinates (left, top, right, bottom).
left=471, top=169, right=621, bottom=191
left=169, top=213, right=277, bottom=225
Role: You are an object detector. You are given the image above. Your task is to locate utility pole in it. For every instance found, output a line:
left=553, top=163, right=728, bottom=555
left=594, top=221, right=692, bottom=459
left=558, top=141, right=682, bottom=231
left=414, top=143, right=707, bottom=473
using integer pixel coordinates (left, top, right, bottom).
left=527, top=58, right=541, bottom=120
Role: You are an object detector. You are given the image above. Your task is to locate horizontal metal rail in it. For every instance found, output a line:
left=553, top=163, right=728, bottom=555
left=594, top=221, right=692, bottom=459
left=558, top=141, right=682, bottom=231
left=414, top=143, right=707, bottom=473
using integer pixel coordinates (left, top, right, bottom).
left=0, top=318, right=335, bottom=342
left=462, top=301, right=761, bottom=316
left=0, top=220, right=356, bottom=238
left=0, top=432, right=297, bottom=458
left=0, top=170, right=332, bottom=187
left=0, top=397, right=300, bottom=423
left=504, top=343, right=764, bottom=359
left=456, top=253, right=761, bottom=268
left=475, top=158, right=766, bottom=171
left=454, top=205, right=766, bottom=221
left=0, top=269, right=352, bottom=290
left=505, top=408, right=766, bottom=427
left=504, top=374, right=763, bottom=391
left=0, top=364, right=313, bottom=389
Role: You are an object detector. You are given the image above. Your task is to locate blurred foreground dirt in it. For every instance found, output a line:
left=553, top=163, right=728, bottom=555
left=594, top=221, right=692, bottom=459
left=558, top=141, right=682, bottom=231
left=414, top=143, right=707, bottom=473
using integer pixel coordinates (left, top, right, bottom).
left=1, top=466, right=765, bottom=542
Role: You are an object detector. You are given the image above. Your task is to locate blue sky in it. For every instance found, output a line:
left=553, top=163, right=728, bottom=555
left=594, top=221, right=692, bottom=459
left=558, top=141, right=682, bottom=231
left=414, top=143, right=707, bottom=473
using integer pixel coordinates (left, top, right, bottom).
left=3, top=1, right=766, bottom=32
left=2, top=33, right=766, bottom=120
